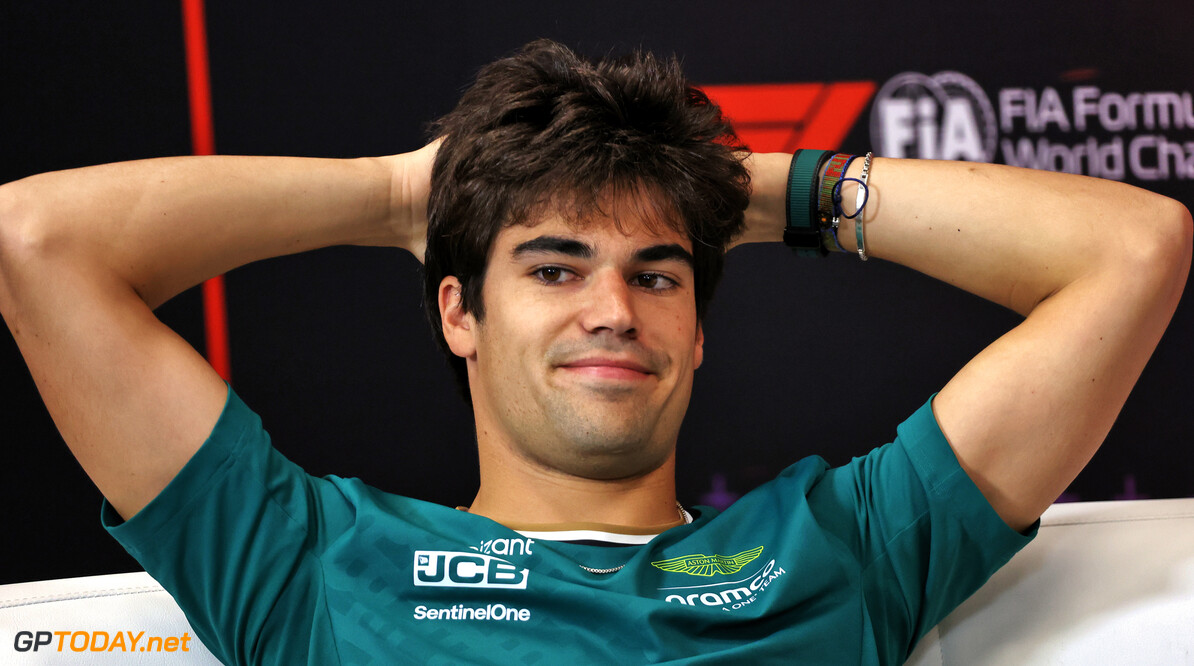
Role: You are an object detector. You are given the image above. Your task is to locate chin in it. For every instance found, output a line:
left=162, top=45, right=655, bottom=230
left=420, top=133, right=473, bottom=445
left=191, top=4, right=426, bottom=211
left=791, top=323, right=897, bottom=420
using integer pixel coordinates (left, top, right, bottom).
left=514, top=392, right=678, bottom=479
left=548, top=433, right=673, bottom=481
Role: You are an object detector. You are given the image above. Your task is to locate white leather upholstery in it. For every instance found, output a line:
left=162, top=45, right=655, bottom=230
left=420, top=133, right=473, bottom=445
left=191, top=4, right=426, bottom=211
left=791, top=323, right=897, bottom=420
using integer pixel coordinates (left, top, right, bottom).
left=3, top=498, right=1191, bottom=664
left=0, top=571, right=220, bottom=664
left=906, top=497, right=1194, bottom=665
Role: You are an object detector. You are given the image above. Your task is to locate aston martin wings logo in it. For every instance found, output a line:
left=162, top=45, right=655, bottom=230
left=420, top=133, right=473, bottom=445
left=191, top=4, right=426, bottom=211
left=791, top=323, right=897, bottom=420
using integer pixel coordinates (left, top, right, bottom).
left=650, top=546, right=765, bottom=577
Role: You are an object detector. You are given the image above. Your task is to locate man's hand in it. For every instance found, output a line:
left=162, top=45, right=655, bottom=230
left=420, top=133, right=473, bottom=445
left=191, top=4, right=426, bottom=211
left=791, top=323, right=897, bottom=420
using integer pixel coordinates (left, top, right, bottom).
left=385, top=139, right=439, bottom=261
left=732, top=152, right=789, bottom=249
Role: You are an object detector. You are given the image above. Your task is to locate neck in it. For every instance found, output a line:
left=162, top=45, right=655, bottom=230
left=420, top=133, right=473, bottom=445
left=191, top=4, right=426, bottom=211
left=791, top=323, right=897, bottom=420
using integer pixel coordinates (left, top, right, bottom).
left=467, top=443, right=680, bottom=529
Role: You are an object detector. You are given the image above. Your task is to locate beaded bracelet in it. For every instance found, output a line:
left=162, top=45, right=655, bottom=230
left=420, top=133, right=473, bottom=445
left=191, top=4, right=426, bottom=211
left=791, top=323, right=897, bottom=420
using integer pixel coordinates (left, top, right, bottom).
left=817, top=153, right=852, bottom=217
left=825, top=154, right=859, bottom=253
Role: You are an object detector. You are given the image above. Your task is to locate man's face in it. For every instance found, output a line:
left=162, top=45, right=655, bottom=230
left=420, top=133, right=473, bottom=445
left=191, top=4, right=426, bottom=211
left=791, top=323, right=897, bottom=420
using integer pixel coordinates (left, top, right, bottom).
left=447, top=201, right=704, bottom=481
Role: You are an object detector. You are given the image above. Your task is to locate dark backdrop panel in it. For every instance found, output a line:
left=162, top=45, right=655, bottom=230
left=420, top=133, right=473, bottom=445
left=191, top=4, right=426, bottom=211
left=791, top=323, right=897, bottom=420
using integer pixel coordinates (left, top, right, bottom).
left=2, top=0, right=1191, bottom=584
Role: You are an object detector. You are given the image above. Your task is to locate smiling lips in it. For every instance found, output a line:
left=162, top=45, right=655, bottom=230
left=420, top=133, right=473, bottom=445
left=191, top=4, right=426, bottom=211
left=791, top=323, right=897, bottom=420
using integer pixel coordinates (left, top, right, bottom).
left=558, top=357, right=654, bottom=381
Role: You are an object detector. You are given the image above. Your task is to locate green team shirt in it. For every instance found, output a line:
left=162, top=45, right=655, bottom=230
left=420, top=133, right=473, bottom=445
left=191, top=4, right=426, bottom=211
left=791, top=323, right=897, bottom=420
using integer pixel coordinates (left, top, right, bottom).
left=103, top=388, right=1033, bottom=665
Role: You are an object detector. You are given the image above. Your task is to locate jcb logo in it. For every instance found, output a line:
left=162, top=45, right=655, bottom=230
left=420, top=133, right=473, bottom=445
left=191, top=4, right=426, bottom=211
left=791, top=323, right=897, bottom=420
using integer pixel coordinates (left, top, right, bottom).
left=413, top=550, right=529, bottom=589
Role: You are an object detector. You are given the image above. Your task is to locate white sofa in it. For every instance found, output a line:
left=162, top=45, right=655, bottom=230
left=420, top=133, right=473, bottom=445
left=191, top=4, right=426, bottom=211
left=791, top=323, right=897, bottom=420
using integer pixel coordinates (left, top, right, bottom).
left=0, top=571, right=220, bottom=664
left=907, top=497, right=1194, bottom=665
left=3, top=498, right=1192, bottom=664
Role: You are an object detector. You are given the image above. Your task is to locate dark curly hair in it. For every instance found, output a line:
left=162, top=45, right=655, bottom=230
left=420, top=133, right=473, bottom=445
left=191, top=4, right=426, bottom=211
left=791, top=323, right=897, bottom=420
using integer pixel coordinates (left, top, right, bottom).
left=424, top=39, right=750, bottom=399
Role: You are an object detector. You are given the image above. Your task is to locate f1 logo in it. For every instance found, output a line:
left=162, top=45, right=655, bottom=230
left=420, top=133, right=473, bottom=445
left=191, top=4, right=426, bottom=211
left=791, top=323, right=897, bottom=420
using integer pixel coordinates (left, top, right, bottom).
left=702, top=82, right=876, bottom=152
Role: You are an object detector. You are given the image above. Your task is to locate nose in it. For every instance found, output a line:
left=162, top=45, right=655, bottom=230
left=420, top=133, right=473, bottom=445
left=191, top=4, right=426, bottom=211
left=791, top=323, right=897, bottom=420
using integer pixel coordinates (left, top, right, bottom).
left=579, top=268, right=637, bottom=337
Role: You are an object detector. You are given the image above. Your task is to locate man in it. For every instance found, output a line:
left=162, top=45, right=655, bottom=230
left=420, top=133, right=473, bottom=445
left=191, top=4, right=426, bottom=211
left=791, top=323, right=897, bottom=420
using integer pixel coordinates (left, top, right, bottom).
left=0, top=39, right=1188, bottom=664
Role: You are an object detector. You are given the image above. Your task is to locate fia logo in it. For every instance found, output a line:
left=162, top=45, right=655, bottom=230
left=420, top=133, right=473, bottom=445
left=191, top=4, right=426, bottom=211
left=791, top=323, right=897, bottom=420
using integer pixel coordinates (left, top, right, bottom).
left=413, top=550, right=529, bottom=589
left=870, top=71, right=997, bottom=162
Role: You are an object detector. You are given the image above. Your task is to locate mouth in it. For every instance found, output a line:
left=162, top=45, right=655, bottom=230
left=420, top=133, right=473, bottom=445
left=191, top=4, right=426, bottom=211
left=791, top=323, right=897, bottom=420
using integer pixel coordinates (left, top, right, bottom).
left=557, top=357, right=654, bottom=381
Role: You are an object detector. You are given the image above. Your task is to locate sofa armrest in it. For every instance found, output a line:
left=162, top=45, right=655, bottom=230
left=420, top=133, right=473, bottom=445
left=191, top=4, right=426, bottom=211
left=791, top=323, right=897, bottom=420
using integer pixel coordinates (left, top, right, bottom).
left=0, top=571, right=221, bottom=664
left=907, top=498, right=1194, bottom=665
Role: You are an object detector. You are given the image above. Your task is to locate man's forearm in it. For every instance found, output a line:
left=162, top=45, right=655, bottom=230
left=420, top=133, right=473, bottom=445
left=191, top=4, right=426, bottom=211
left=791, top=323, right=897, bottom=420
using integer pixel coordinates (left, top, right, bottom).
left=742, top=153, right=1189, bottom=316
left=0, top=152, right=421, bottom=309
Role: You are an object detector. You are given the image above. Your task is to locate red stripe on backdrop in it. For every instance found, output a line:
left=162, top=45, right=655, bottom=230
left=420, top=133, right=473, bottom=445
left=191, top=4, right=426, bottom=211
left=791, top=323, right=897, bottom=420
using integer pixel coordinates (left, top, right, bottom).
left=702, top=82, right=876, bottom=153
left=181, top=0, right=231, bottom=381
left=182, top=0, right=214, bottom=156
left=800, top=82, right=878, bottom=151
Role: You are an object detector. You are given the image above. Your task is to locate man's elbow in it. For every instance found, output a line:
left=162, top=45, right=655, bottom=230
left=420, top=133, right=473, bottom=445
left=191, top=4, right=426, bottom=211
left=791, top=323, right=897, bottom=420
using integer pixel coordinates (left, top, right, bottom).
left=0, top=179, right=70, bottom=317
left=1123, top=195, right=1192, bottom=312
left=0, top=178, right=60, bottom=267
left=0, top=182, right=32, bottom=296
left=1161, top=197, right=1194, bottom=275
left=1153, top=196, right=1190, bottom=290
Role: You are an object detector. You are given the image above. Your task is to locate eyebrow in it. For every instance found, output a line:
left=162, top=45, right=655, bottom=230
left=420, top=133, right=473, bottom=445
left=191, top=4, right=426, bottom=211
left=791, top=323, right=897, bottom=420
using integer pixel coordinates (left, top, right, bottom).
left=511, top=236, right=593, bottom=259
left=511, top=236, right=694, bottom=268
left=633, top=243, right=694, bottom=268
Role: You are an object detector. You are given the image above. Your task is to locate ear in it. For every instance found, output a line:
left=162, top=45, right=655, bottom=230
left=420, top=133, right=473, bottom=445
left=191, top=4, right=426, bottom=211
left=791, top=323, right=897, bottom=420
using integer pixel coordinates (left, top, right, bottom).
left=439, top=276, right=476, bottom=358
left=693, top=321, right=704, bottom=370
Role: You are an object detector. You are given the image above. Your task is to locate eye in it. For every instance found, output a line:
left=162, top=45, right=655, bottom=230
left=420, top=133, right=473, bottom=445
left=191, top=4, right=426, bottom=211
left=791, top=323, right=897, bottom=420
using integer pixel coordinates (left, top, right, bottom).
left=532, top=266, right=575, bottom=285
left=631, top=273, right=678, bottom=291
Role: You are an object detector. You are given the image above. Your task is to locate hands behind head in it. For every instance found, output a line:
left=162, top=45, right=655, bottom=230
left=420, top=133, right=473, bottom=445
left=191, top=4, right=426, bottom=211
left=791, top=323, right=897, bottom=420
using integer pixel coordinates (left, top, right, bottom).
left=388, top=138, right=441, bottom=262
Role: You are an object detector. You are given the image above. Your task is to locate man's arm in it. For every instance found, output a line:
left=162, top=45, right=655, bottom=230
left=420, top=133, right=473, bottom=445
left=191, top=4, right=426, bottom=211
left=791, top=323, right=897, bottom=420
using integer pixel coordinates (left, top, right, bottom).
left=742, top=154, right=1192, bottom=532
left=0, top=144, right=435, bottom=520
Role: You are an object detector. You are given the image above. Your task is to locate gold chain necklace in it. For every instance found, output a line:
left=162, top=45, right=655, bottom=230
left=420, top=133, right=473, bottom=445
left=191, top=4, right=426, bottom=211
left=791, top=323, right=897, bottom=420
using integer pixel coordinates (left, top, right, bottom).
left=578, top=502, right=690, bottom=575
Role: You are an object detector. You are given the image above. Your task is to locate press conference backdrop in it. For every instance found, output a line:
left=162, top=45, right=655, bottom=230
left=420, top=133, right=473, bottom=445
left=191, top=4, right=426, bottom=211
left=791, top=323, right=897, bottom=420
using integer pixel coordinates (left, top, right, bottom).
left=2, top=1, right=1191, bottom=583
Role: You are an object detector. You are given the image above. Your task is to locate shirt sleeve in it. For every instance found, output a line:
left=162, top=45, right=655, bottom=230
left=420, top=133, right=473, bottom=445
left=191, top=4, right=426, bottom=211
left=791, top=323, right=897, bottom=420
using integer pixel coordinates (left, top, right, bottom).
left=809, top=394, right=1037, bottom=662
left=101, top=386, right=352, bottom=666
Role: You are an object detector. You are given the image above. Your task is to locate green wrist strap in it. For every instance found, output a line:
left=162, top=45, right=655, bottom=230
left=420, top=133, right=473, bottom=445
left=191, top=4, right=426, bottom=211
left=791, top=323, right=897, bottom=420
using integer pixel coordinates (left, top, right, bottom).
left=785, top=149, right=833, bottom=257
